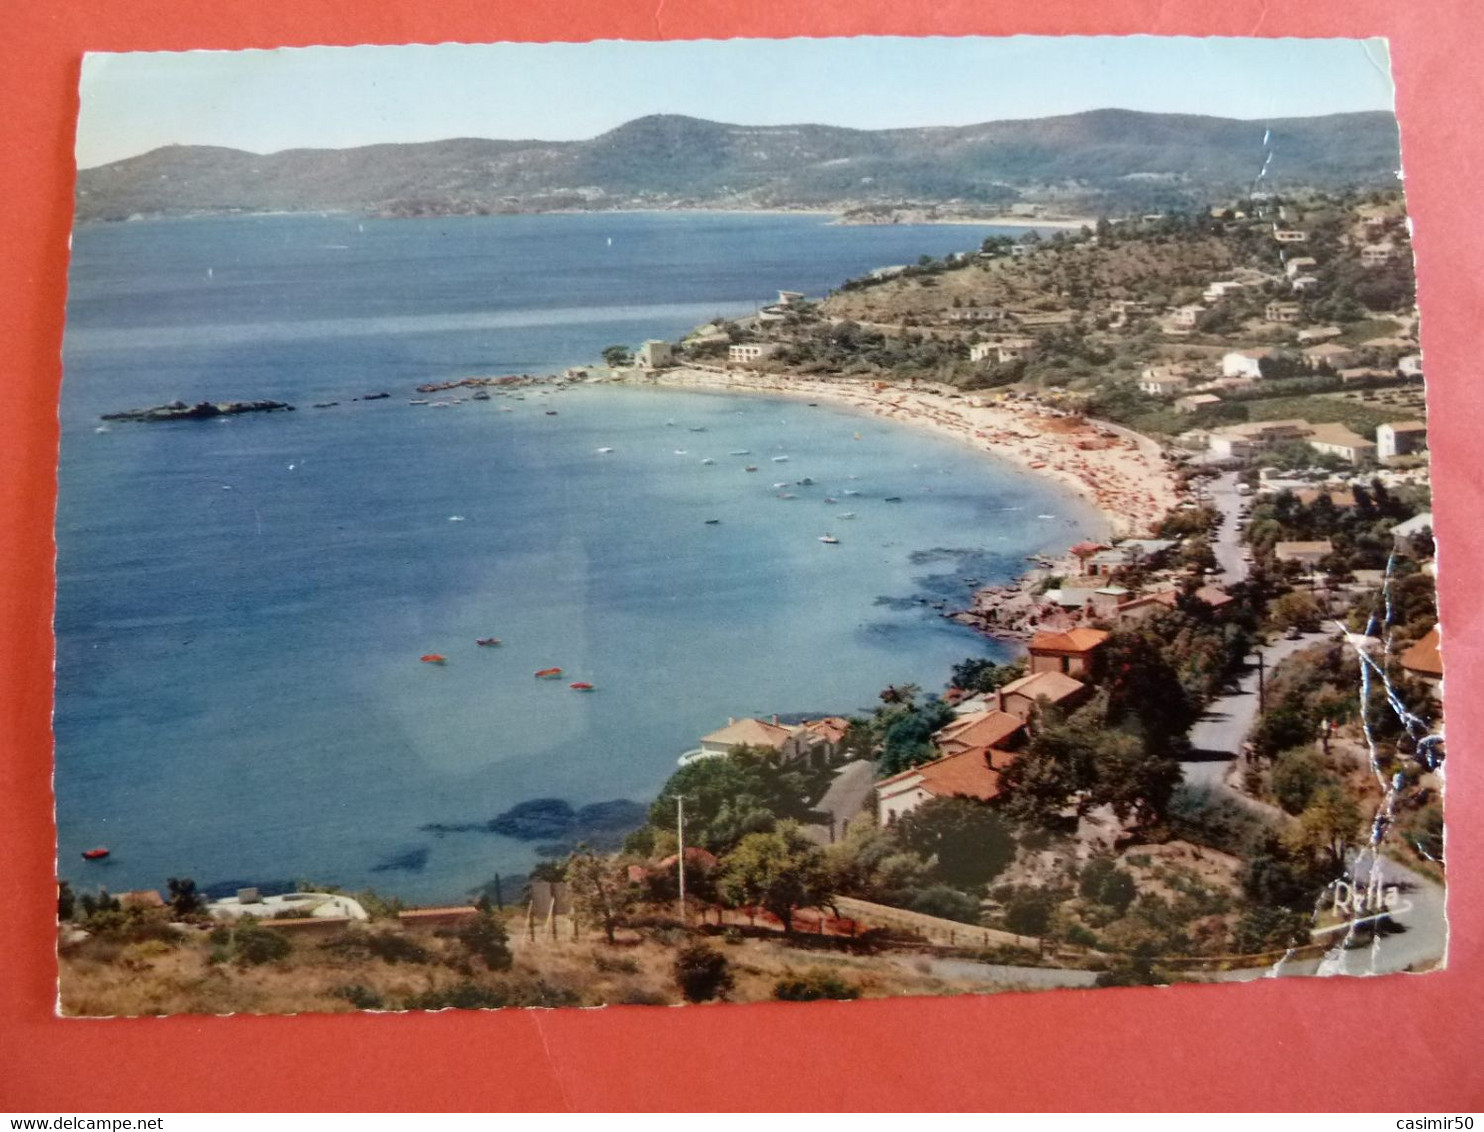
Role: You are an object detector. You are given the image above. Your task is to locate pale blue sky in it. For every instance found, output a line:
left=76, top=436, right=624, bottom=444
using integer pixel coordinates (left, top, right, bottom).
left=76, top=35, right=1396, bottom=169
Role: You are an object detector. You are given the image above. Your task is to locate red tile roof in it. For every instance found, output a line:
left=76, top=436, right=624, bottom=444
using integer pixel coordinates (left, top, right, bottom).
left=935, top=710, right=1025, bottom=756
left=1028, top=627, right=1110, bottom=654
left=877, top=749, right=1017, bottom=803
left=998, top=670, right=1086, bottom=704
left=1400, top=626, right=1443, bottom=678
left=803, top=716, right=851, bottom=744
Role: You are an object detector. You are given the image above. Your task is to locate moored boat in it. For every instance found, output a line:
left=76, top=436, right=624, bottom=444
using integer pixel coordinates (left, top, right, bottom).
left=569, top=682, right=595, bottom=692
left=819, top=535, right=839, bottom=544
left=82, top=847, right=110, bottom=861
left=744, top=465, right=758, bottom=472
left=475, top=637, right=501, bottom=647
left=535, top=667, right=563, bottom=679
left=420, top=654, right=447, bottom=665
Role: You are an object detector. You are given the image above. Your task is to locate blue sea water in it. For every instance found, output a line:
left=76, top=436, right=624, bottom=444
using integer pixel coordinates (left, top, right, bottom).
left=55, top=211, right=1102, bottom=902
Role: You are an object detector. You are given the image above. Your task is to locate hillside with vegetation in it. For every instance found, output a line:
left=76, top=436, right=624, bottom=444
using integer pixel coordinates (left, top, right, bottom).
left=74, top=109, right=1401, bottom=222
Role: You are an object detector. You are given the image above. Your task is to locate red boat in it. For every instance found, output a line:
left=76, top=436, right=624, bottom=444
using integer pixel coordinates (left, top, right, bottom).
left=81, top=848, right=110, bottom=861
left=569, top=682, right=595, bottom=692
left=534, top=667, right=563, bottom=679
left=475, top=637, right=501, bottom=647
left=420, top=654, right=447, bottom=665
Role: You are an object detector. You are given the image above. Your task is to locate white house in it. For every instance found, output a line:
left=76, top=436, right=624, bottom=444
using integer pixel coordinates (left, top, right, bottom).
left=727, top=343, right=779, bottom=365
left=1377, top=421, right=1428, bottom=460
left=1306, top=423, right=1377, bottom=464
left=636, top=339, right=674, bottom=368
left=1222, top=349, right=1271, bottom=378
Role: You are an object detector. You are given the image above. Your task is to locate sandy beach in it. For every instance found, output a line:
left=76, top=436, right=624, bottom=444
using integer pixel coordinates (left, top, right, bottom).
left=623, top=366, right=1182, bottom=540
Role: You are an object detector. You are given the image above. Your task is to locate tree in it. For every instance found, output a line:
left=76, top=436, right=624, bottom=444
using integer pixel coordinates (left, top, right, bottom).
left=1271, top=749, right=1336, bottom=815
left=166, top=876, right=204, bottom=919
left=949, top=657, right=1026, bottom=696
left=673, top=943, right=733, bottom=1002
left=718, top=823, right=829, bottom=933
left=58, top=881, right=75, bottom=922
left=774, top=970, right=860, bottom=1001
left=1003, top=887, right=1057, bottom=936
left=566, top=848, right=636, bottom=944
left=646, top=745, right=815, bottom=853
left=602, top=344, right=633, bottom=368
left=458, top=909, right=513, bottom=970
left=1078, top=856, right=1137, bottom=915
left=908, top=885, right=982, bottom=924
left=1271, top=591, right=1322, bottom=633
left=1287, top=787, right=1364, bottom=874
left=893, top=797, right=1016, bottom=889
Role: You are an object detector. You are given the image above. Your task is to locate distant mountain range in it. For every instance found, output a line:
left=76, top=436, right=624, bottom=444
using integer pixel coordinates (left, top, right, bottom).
left=74, top=109, right=1402, bottom=222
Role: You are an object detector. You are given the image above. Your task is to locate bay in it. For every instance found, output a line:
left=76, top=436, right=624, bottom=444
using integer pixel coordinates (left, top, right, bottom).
left=55, top=211, right=1102, bottom=902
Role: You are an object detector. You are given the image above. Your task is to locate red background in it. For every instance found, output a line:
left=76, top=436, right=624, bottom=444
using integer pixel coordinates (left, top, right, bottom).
left=3, top=0, right=1482, bottom=1112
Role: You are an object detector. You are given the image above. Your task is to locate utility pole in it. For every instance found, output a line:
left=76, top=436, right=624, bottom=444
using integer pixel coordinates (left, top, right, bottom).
left=676, top=795, right=687, bottom=925
left=1256, top=648, right=1267, bottom=714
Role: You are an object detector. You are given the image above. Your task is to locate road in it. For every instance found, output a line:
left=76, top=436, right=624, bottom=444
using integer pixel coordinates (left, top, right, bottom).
left=1182, top=629, right=1330, bottom=786
left=1200, top=468, right=1249, bottom=584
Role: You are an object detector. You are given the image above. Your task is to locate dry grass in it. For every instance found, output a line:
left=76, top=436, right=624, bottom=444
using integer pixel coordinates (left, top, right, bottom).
left=58, top=915, right=1013, bottom=1017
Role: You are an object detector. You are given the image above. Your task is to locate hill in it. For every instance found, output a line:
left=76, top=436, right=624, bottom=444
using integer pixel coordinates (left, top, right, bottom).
left=74, top=109, right=1402, bottom=222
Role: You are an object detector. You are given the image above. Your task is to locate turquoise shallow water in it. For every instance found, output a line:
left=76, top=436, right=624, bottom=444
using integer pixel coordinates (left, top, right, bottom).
left=55, top=212, right=1101, bottom=901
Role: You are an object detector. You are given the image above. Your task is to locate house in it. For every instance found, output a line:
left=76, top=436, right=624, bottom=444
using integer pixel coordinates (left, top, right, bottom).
left=118, top=890, right=167, bottom=911
left=636, top=339, right=674, bottom=368
left=1222, top=349, right=1272, bottom=378
left=1377, top=421, right=1428, bottom=460
left=1360, top=243, right=1396, bottom=268
left=969, top=341, right=996, bottom=362
left=994, top=670, right=1089, bottom=722
left=1207, top=419, right=1313, bottom=459
left=802, top=716, right=851, bottom=752
left=1274, top=540, right=1333, bottom=568
left=1027, top=628, right=1110, bottom=678
left=1172, top=304, right=1205, bottom=328
left=1297, top=325, right=1343, bottom=344
left=1391, top=512, right=1435, bottom=555
left=727, top=343, right=779, bottom=365
left=685, top=716, right=826, bottom=764
left=1290, top=275, right=1320, bottom=292
left=1175, top=393, right=1222, bottom=414
left=1265, top=301, right=1302, bottom=323
left=1139, top=365, right=1195, bottom=396
left=1202, top=280, right=1250, bottom=303
left=1284, top=256, right=1318, bottom=279
left=995, top=337, right=1037, bottom=364
left=1117, top=585, right=1233, bottom=623
left=776, top=290, right=806, bottom=306
left=1399, top=626, right=1443, bottom=689
left=1107, top=299, right=1150, bottom=326
left=1306, top=422, right=1377, bottom=464
left=948, top=306, right=1003, bottom=323
left=1273, top=229, right=1308, bottom=243
left=1398, top=354, right=1423, bottom=377
left=1302, top=343, right=1358, bottom=371
left=875, top=748, right=1017, bottom=824
left=934, top=709, right=1026, bottom=759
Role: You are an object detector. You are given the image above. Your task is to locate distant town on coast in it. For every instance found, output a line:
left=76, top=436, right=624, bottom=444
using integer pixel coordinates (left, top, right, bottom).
left=56, top=39, right=1443, bottom=1015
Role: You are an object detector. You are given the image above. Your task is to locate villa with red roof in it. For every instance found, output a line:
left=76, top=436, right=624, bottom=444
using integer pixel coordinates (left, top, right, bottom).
left=875, top=748, right=1018, bottom=824
left=994, top=670, right=1089, bottom=721
left=1026, top=627, right=1110, bottom=678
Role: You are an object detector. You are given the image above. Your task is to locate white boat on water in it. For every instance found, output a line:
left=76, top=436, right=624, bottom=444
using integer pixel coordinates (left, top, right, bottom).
left=840, top=512, right=857, bottom=519
left=772, top=455, right=790, bottom=463
left=819, top=535, right=839, bottom=544
left=729, top=450, right=751, bottom=456
left=597, top=447, right=615, bottom=453
left=701, top=458, right=715, bottom=465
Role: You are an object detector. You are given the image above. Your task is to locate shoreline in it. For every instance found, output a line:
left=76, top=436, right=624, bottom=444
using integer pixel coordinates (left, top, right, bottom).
left=613, top=366, right=1180, bottom=542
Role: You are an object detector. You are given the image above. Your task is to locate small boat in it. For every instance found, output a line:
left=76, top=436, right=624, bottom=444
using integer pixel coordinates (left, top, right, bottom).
left=569, top=682, right=595, bottom=692
left=674, top=449, right=688, bottom=456
left=824, top=497, right=837, bottom=504
left=421, top=654, right=447, bottom=665
left=840, top=512, right=857, bottom=519
left=409, top=399, right=429, bottom=405
left=701, top=458, right=716, bottom=465
left=476, top=638, right=501, bottom=647
left=448, top=515, right=466, bottom=522
left=545, top=410, right=559, bottom=416
left=535, top=667, right=563, bottom=679
left=843, top=489, right=861, bottom=496
left=312, top=401, right=339, bottom=409
left=883, top=496, right=903, bottom=503
left=688, top=426, right=707, bottom=432
left=471, top=390, right=491, bottom=401
left=744, top=465, right=758, bottom=472
left=819, top=535, right=839, bottom=545
left=500, top=406, right=514, bottom=412
left=597, top=447, right=615, bottom=453
left=82, top=847, right=110, bottom=861
left=796, top=477, right=814, bottom=486
left=772, top=455, right=790, bottom=463
left=778, top=492, right=796, bottom=500
left=729, top=450, right=751, bottom=456
left=704, top=518, right=721, bottom=525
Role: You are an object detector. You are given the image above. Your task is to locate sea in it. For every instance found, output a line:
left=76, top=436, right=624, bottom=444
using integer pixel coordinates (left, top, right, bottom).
left=55, top=210, right=1103, bottom=903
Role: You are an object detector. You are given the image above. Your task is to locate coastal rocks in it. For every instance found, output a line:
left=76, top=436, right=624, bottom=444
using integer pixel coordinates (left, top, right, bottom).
left=420, top=797, right=648, bottom=854
left=100, top=399, right=294, bottom=422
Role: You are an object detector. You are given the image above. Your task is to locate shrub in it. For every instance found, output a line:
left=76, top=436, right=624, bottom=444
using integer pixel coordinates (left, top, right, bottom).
left=332, top=984, right=385, bottom=1010
left=232, top=923, right=292, bottom=966
left=406, top=982, right=509, bottom=1011
left=673, top=943, right=734, bottom=1003
left=458, top=912, right=513, bottom=971
left=368, top=932, right=430, bottom=965
left=1078, top=857, right=1137, bottom=915
left=1003, top=889, right=1057, bottom=937
left=773, top=970, right=861, bottom=1002
left=1271, top=749, right=1337, bottom=816
left=908, top=885, right=982, bottom=925
left=593, top=951, right=640, bottom=975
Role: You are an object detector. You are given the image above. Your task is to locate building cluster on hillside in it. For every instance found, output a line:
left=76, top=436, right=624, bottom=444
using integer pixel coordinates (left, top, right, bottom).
left=1175, top=415, right=1427, bottom=466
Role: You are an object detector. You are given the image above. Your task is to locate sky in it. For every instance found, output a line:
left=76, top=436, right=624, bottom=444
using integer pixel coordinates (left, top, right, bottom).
left=75, top=35, right=1397, bottom=169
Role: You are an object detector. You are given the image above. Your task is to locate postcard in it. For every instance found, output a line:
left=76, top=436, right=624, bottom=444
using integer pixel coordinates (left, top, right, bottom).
left=53, top=35, right=1443, bottom=1016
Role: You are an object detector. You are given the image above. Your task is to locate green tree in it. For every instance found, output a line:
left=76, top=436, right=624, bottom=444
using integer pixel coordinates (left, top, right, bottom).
left=1078, top=856, right=1137, bottom=915
left=166, top=876, right=204, bottom=919
left=1288, top=787, right=1364, bottom=874
left=718, top=823, right=829, bottom=933
left=673, top=943, right=733, bottom=1002
left=458, top=909, right=513, bottom=971
left=647, top=745, right=815, bottom=853
left=602, top=344, right=633, bottom=367
left=566, top=848, right=637, bottom=945
left=1003, top=888, right=1057, bottom=937
left=893, top=797, right=1016, bottom=889
left=908, top=885, right=982, bottom=924
left=774, top=970, right=860, bottom=1001
left=1270, top=749, right=1336, bottom=815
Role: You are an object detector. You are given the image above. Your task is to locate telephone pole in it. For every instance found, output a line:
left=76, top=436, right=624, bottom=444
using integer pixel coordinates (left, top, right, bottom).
left=676, top=795, right=687, bottom=925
